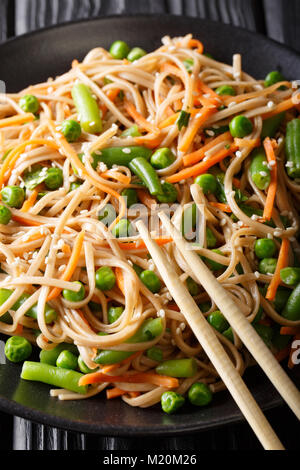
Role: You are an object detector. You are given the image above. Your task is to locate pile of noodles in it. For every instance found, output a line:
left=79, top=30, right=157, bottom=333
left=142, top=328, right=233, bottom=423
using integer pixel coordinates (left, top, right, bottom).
left=0, top=34, right=299, bottom=407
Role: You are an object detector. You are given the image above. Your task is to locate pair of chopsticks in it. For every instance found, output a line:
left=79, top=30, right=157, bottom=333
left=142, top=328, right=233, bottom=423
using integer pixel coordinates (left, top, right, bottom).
left=137, top=213, right=300, bottom=450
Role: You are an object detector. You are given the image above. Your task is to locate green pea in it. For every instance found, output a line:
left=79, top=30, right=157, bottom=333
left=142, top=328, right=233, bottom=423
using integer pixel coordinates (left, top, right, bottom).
left=19, top=95, right=39, bottom=114
left=156, top=358, right=198, bottom=378
left=121, top=125, right=141, bottom=138
left=95, top=266, right=116, bottom=291
left=111, top=219, right=133, bottom=238
left=69, top=182, right=82, bottom=192
left=56, top=350, right=78, bottom=370
left=78, top=356, right=98, bottom=374
left=215, top=85, right=236, bottom=96
left=62, top=281, right=85, bottom=302
left=156, top=182, right=178, bottom=203
left=206, top=227, right=217, bottom=248
left=207, top=311, right=229, bottom=333
left=150, top=148, right=176, bottom=170
left=223, top=327, right=234, bottom=343
left=110, top=40, right=131, bottom=60
left=254, top=238, right=277, bottom=259
left=5, top=336, right=32, bottom=363
left=186, top=277, right=200, bottom=296
left=253, top=324, right=274, bottom=348
left=194, top=174, right=217, bottom=195
left=147, top=347, right=163, bottom=362
left=40, top=343, right=78, bottom=366
left=127, top=47, right=147, bottom=62
left=1, top=186, right=25, bottom=208
left=140, top=270, right=161, bottom=293
left=229, top=115, right=253, bottom=138
left=259, top=258, right=277, bottom=275
left=61, top=120, right=81, bottom=143
left=280, top=267, right=300, bottom=286
left=264, top=71, right=285, bottom=88
left=161, top=391, right=185, bottom=414
left=0, top=205, right=12, bottom=225
left=44, top=168, right=63, bottom=190
left=199, top=301, right=211, bottom=313
left=121, top=188, right=138, bottom=208
left=108, top=306, right=124, bottom=324
left=188, top=382, right=213, bottom=406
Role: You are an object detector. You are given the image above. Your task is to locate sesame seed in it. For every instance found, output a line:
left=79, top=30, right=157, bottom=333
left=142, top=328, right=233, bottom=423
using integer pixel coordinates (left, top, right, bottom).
left=58, top=265, right=66, bottom=272
left=158, top=309, right=166, bottom=318
left=206, top=129, right=215, bottom=137
left=176, top=327, right=181, bottom=335
left=267, top=101, right=275, bottom=108
left=122, top=148, right=131, bottom=154
left=254, top=271, right=260, bottom=279
left=236, top=151, right=242, bottom=158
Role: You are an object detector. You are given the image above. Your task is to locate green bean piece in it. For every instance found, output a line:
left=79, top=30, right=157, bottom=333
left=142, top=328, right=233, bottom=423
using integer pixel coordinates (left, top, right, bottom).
left=207, top=311, right=230, bottom=333
left=56, top=350, right=78, bottom=370
left=156, top=358, right=198, bottom=378
left=280, top=267, right=300, bottom=286
left=0, top=288, right=57, bottom=324
left=194, top=173, right=217, bottom=195
left=264, top=71, right=285, bottom=88
left=127, top=47, right=147, bottom=62
left=98, top=146, right=152, bottom=168
left=204, top=125, right=229, bottom=138
left=282, top=283, right=300, bottom=321
left=62, top=281, right=85, bottom=302
left=44, top=168, right=64, bottom=190
left=183, top=58, right=194, bottom=73
left=111, top=218, right=133, bottom=238
left=273, top=287, right=291, bottom=313
left=204, top=249, right=226, bottom=271
left=110, top=40, right=130, bottom=60
left=285, top=119, right=300, bottom=179
left=186, top=277, right=200, bottom=296
left=19, top=95, right=39, bottom=114
left=259, top=258, right=277, bottom=275
left=21, top=361, right=87, bottom=394
left=150, top=148, right=176, bottom=170
left=71, top=83, right=102, bottom=134
left=188, top=382, right=213, bottom=406
left=229, top=115, right=253, bottom=138
left=108, top=306, right=124, bottom=324
left=261, top=112, right=285, bottom=139
left=1, top=186, right=25, bottom=209
left=0, top=205, right=12, bottom=225
left=129, top=157, right=163, bottom=196
left=206, top=227, right=217, bottom=248
left=95, top=267, right=116, bottom=291
left=215, top=85, right=236, bottom=96
left=94, top=350, right=133, bottom=365
left=181, top=203, right=198, bottom=239
left=140, top=270, right=162, bottom=293
left=250, top=147, right=271, bottom=190
left=121, top=125, right=141, bottom=138
left=147, top=347, right=163, bottom=362
left=161, top=391, right=185, bottom=414
left=98, top=204, right=116, bottom=226
left=199, top=301, right=211, bottom=313
left=156, top=182, right=178, bottom=203
left=121, top=188, right=138, bottom=208
left=78, top=356, right=98, bottom=374
left=61, top=119, right=81, bottom=143
left=177, top=111, right=191, bottom=130
left=24, top=165, right=51, bottom=190
left=254, top=238, right=277, bottom=259
left=5, top=336, right=32, bottom=363
left=253, top=324, right=274, bottom=348
left=223, top=327, right=234, bottom=343
left=40, top=343, right=79, bottom=366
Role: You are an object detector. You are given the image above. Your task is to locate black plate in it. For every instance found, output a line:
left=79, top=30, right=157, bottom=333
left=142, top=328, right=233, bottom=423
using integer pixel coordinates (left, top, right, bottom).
left=0, top=14, right=300, bottom=436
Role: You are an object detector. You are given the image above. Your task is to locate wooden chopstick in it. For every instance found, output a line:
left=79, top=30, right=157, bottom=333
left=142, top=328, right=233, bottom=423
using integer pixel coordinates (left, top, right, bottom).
left=157, top=211, right=300, bottom=420
left=136, top=219, right=284, bottom=450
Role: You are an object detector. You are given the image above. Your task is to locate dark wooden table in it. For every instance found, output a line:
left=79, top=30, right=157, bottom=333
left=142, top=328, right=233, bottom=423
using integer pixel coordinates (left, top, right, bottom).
left=0, top=0, right=299, bottom=451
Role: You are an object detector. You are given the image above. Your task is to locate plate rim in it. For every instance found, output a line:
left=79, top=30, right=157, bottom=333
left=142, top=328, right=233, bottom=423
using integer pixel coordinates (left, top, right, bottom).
left=0, top=13, right=299, bottom=436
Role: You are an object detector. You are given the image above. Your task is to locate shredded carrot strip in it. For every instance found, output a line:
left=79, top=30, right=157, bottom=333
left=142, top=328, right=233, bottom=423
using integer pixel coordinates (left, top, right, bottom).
left=262, top=95, right=299, bottom=119
left=124, top=100, right=160, bottom=135
left=195, top=80, right=222, bottom=107
left=101, top=170, right=131, bottom=185
left=107, top=88, right=121, bottom=102
left=106, top=388, right=127, bottom=399
left=0, top=138, right=58, bottom=189
left=79, top=371, right=179, bottom=389
left=232, top=177, right=241, bottom=189
left=166, top=144, right=238, bottom=183
left=0, top=113, right=35, bottom=129
left=280, top=327, right=300, bottom=336
left=62, top=243, right=72, bottom=255
left=134, top=133, right=163, bottom=149
left=183, top=131, right=232, bottom=166
left=209, top=202, right=232, bottom=213
left=47, top=230, right=85, bottom=301
left=179, top=106, right=217, bottom=153
left=115, top=267, right=125, bottom=295
left=20, top=189, right=39, bottom=213
left=14, top=324, right=23, bottom=335
left=262, top=138, right=277, bottom=221
left=188, top=38, right=204, bottom=54
left=160, top=63, right=186, bottom=83
left=158, top=112, right=180, bottom=129
left=274, top=346, right=291, bottom=363
left=266, top=238, right=290, bottom=302
left=224, top=81, right=292, bottom=106
left=136, top=189, right=157, bottom=208
left=12, top=215, right=43, bottom=227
